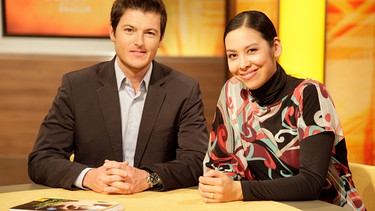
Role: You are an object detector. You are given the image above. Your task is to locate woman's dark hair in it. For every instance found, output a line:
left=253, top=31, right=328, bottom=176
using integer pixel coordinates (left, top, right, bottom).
left=224, top=10, right=277, bottom=47
left=110, top=0, right=167, bottom=40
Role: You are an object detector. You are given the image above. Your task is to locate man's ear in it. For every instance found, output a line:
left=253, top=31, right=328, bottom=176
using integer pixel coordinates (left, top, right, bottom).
left=109, top=24, right=116, bottom=41
left=158, top=35, right=164, bottom=48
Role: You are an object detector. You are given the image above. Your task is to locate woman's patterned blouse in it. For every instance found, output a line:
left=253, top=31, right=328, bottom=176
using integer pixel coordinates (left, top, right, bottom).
left=204, top=77, right=365, bottom=210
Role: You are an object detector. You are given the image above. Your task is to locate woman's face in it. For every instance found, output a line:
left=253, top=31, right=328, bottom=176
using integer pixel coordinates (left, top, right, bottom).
left=225, top=26, right=282, bottom=90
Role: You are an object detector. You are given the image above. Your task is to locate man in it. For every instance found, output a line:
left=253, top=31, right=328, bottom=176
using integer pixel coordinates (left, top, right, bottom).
left=28, top=0, right=208, bottom=194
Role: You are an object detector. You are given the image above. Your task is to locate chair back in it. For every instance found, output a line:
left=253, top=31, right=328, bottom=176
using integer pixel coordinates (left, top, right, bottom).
left=349, top=162, right=375, bottom=211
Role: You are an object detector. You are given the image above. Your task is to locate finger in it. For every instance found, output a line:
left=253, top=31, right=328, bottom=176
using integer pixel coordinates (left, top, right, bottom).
left=198, top=181, right=214, bottom=194
left=105, top=161, right=130, bottom=171
left=203, top=169, right=214, bottom=177
left=108, top=181, right=129, bottom=191
left=198, top=176, right=205, bottom=183
left=104, top=160, right=121, bottom=169
left=103, top=185, right=124, bottom=194
left=199, top=175, right=217, bottom=186
left=103, top=174, right=124, bottom=184
left=201, top=192, right=217, bottom=203
left=106, top=168, right=127, bottom=177
left=206, top=169, right=224, bottom=178
left=198, top=183, right=206, bottom=194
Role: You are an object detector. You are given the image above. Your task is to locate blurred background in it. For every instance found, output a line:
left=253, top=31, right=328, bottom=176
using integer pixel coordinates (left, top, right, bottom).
left=0, top=0, right=374, bottom=185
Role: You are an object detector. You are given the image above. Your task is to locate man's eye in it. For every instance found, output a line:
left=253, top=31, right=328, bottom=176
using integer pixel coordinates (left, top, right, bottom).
left=146, top=31, right=156, bottom=37
left=124, top=28, right=133, bottom=33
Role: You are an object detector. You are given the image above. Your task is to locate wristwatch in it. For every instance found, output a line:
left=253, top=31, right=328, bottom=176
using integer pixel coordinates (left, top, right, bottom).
left=146, top=172, right=161, bottom=188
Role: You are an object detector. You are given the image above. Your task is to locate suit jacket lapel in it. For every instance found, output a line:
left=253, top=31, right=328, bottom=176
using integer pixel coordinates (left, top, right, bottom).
left=134, top=61, right=166, bottom=167
left=96, top=58, right=123, bottom=161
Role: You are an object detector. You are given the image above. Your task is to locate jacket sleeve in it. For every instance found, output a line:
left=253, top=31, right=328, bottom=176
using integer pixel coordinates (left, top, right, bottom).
left=28, top=74, right=88, bottom=189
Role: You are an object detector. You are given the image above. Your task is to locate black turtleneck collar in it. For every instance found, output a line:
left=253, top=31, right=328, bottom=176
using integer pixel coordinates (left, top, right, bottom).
left=250, top=63, right=302, bottom=106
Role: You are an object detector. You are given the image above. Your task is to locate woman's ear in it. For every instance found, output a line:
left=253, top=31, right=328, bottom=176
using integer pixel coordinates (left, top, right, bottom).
left=273, top=37, right=282, bottom=59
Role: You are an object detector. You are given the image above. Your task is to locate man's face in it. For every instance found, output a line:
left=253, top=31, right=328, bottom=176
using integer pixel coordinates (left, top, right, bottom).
left=109, top=9, right=162, bottom=75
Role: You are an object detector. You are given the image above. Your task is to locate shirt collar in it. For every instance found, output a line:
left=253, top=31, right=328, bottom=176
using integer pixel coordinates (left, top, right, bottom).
left=114, top=58, right=152, bottom=91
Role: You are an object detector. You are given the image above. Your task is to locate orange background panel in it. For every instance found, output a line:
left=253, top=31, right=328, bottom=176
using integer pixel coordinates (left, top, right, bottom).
left=325, top=0, right=375, bottom=165
left=4, top=0, right=113, bottom=37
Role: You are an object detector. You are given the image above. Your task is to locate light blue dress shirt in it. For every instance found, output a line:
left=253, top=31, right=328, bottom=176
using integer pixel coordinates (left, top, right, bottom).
left=114, top=59, right=151, bottom=166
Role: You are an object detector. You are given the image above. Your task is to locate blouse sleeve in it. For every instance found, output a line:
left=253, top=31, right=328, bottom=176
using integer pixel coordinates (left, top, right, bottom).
left=241, top=131, right=334, bottom=200
left=296, top=81, right=344, bottom=145
left=203, top=81, right=253, bottom=180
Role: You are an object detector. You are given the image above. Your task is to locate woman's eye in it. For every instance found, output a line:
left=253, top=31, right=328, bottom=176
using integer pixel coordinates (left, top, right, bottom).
left=227, top=54, right=237, bottom=59
left=248, top=48, right=257, bottom=53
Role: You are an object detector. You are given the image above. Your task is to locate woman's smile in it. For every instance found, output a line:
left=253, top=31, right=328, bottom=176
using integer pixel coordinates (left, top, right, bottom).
left=240, top=69, right=258, bottom=80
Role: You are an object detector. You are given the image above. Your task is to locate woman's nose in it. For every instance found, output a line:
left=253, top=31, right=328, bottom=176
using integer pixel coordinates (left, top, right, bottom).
left=239, top=56, right=250, bottom=70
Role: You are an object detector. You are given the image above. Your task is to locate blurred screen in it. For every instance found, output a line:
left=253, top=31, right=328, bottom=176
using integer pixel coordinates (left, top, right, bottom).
left=2, top=0, right=113, bottom=38
left=2, top=0, right=226, bottom=56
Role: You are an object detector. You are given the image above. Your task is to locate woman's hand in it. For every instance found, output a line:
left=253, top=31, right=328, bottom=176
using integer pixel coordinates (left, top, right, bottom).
left=198, top=169, right=243, bottom=203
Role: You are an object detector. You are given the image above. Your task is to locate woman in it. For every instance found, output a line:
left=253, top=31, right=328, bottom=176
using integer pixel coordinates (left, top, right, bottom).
left=198, top=10, right=365, bottom=210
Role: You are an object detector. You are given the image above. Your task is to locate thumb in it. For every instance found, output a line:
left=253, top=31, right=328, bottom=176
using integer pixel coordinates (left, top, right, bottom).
left=204, top=169, right=223, bottom=178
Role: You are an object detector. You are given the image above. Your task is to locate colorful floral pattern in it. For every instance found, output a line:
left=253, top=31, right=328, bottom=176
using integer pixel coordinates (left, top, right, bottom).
left=204, top=77, right=365, bottom=210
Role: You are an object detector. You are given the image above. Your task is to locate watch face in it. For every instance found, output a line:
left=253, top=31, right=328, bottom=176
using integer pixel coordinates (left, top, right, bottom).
left=148, top=173, right=160, bottom=186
